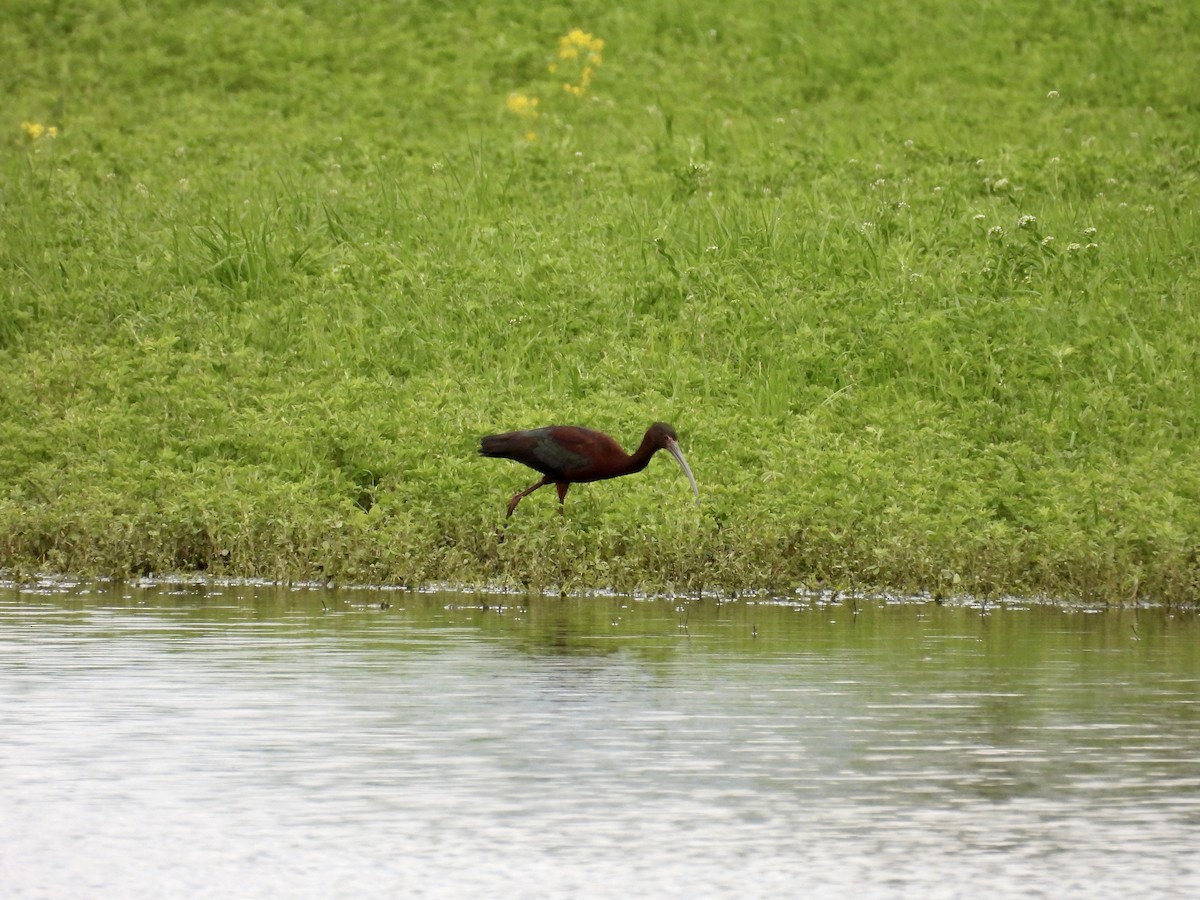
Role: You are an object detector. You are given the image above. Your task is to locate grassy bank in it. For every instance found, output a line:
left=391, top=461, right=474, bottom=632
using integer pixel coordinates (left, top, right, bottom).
left=2, top=0, right=1198, bottom=601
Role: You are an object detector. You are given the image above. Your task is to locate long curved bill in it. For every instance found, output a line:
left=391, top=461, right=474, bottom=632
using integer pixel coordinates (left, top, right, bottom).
left=665, top=438, right=700, bottom=504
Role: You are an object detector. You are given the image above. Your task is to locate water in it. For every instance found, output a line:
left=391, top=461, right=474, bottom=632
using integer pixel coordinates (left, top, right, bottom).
left=2, top=580, right=1199, bottom=898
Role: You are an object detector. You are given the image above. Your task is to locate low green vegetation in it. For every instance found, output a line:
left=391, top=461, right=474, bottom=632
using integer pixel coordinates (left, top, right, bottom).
left=2, top=0, right=1198, bottom=602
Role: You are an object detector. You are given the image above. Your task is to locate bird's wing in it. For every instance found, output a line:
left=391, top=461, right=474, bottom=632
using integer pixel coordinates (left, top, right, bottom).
left=530, top=428, right=592, bottom=475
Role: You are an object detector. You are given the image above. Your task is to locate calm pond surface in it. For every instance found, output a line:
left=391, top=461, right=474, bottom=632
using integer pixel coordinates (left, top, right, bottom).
left=2, top=580, right=1199, bottom=898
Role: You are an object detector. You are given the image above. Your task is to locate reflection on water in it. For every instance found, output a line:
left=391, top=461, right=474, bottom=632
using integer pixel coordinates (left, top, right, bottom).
left=2, top=580, right=1198, bottom=897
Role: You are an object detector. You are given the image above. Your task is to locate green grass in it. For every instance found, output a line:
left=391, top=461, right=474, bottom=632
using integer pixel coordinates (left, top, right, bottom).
left=2, top=0, right=1199, bottom=602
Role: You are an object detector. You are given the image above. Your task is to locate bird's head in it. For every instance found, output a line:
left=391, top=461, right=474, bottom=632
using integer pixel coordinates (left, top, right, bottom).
left=647, top=422, right=679, bottom=447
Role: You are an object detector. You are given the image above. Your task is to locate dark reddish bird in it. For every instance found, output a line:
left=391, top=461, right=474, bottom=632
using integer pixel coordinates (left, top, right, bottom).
left=479, top=422, right=699, bottom=518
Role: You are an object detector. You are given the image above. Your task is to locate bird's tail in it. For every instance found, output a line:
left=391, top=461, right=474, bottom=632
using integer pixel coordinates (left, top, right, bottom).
left=479, top=433, right=517, bottom=458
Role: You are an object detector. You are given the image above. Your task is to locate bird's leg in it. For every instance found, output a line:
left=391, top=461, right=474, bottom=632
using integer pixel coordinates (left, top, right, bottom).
left=555, top=482, right=570, bottom=516
left=506, top=477, right=550, bottom=518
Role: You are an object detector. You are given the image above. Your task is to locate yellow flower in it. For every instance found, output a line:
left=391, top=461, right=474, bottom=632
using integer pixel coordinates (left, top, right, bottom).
left=558, top=28, right=604, bottom=58
left=554, top=29, right=603, bottom=98
left=21, top=122, right=59, bottom=140
left=505, top=92, right=540, bottom=119
left=524, top=131, right=537, bottom=143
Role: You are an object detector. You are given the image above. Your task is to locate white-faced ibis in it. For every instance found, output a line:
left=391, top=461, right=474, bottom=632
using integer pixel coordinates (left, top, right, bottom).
left=479, top=422, right=699, bottom=518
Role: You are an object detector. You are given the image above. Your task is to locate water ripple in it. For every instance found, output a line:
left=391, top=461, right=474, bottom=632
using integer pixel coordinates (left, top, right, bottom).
left=1, top=586, right=1198, bottom=898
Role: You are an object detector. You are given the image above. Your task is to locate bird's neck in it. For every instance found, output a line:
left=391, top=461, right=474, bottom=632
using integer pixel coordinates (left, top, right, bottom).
left=623, top=432, right=659, bottom=475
